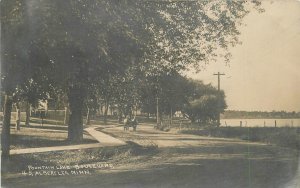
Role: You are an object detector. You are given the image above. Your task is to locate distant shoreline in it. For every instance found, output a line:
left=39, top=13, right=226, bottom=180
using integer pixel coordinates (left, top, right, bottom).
left=222, top=110, right=300, bottom=119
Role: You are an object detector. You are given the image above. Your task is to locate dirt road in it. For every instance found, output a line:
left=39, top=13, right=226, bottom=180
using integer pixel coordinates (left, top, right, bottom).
left=3, top=123, right=300, bottom=188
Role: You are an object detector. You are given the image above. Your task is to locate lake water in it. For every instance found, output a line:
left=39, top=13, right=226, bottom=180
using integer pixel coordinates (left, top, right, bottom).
left=220, top=118, right=300, bottom=127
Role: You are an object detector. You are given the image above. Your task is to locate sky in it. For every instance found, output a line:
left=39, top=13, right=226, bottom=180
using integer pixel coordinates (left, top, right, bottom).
left=188, top=0, right=300, bottom=112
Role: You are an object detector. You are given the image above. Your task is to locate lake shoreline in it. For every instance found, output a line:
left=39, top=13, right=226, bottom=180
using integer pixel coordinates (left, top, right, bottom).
left=220, top=118, right=300, bottom=127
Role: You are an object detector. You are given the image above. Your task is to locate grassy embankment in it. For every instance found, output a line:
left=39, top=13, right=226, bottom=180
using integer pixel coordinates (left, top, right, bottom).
left=180, top=126, right=300, bottom=150
left=2, top=142, right=154, bottom=175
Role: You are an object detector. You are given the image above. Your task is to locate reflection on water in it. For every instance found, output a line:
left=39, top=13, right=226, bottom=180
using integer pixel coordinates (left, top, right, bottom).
left=221, top=119, right=300, bottom=127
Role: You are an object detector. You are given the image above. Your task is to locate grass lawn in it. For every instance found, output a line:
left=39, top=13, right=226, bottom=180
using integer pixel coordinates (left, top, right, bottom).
left=5, top=126, right=98, bottom=150
left=29, top=117, right=65, bottom=126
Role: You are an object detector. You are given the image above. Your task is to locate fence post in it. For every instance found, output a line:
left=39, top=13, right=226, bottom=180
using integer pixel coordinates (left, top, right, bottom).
left=64, top=106, right=69, bottom=125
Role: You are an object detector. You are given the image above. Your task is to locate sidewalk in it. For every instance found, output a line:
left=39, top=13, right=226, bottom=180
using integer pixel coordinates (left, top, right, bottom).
left=10, top=143, right=103, bottom=155
left=85, top=127, right=126, bottom=145
left=9, top=126, right=126, bottom=155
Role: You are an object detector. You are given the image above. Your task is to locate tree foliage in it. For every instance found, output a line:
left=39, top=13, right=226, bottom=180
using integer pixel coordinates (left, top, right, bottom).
left=1, top=0, right=262, bottom=153
left=182, top=80, right=227, bottom=124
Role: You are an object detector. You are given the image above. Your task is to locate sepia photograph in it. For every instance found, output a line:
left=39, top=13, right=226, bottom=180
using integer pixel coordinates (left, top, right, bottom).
left=1, top=0, right=300, bottom=187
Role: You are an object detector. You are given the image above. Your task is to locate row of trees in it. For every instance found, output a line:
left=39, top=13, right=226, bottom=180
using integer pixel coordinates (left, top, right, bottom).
left=77, top=73, right=227, bottom=126
left=1, top=0, right=261, bottom=157
left=8, top=73, right=227, bottom=126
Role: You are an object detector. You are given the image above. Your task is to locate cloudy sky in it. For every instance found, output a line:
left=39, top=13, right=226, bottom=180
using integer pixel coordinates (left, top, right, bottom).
left=188, top=0, right=300, bottom=112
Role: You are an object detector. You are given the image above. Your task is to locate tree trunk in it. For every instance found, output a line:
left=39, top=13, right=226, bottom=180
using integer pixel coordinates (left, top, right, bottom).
left=15, top=102, right=21, bottom=131
left=135, top=103, right=138, bottom=117
left=170, top=107, right=173, bottom=128
left=118, top=106, right=123, bottom=124
left=129, top=106, right=133, bottom=119
left=103, top=100, right=109, bottom=124
left=67, top=87, right=84, bottom=143
left=99, top=104, right=103, bottom=116
left=110, top=106, right=113, bottom=116
left=156, top=96, right=160, bottom=128
left=1, top=95, right=13, bottom=158
left=64, top=106, right=70, bottom=126
left=159, top=111, right=163, bottom=128
left=25, top=101, right=30, bottom=127
left=86, top=107, right=90, bottom=125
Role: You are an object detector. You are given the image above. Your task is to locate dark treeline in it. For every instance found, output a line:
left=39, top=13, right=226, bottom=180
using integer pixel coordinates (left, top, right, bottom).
left=223, top=110, right=300, bottom=119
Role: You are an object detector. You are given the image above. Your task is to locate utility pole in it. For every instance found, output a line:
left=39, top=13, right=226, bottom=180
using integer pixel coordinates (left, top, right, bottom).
left=156, top=95, right=160, bottom=128
left=214, top=72, right=225, bottom=91
left=213, top=72, right=225, bottom=127
left=156, top=79, right=161, bottom=129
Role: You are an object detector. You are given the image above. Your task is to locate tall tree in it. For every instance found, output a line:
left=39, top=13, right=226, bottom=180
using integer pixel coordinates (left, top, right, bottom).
left=1, top=0, right=33, bottom=157
left=20, top=1, right=147, bottom=142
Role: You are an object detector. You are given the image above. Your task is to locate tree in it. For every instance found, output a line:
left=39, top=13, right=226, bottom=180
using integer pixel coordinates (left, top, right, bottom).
left=140, top=71, right=190, bottom=125
left=182, top=80, right=227, bottom=125
left=1, top=0, right=37, bottom=157
left=141, top=1, right=263, bottom=75
left=84, top=87, right=100, bottom=125
left=17, top=1, right=146, bottom=142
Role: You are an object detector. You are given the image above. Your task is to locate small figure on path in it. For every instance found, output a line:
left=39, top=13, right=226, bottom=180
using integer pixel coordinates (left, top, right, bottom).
left=123, top=116, right=138, bottom=131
